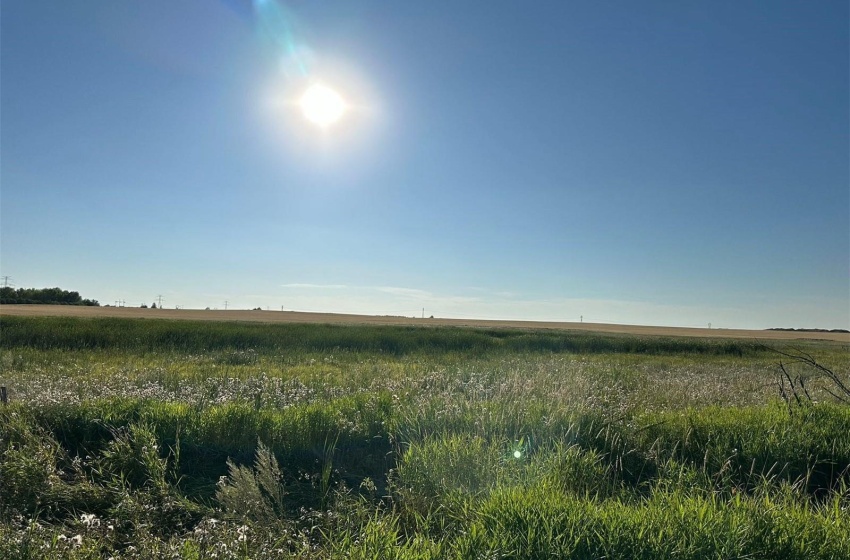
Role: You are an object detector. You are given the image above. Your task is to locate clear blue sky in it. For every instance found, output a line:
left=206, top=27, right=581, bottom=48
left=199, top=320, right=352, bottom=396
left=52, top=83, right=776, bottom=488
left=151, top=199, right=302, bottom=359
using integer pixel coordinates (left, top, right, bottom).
left=2, top=1, right=848, bottom=328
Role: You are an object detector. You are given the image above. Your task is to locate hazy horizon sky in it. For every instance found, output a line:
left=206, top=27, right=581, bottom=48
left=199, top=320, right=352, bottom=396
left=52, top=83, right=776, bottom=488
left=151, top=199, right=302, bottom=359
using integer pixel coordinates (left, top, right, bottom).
left=2, top=1, right=848, bottom=329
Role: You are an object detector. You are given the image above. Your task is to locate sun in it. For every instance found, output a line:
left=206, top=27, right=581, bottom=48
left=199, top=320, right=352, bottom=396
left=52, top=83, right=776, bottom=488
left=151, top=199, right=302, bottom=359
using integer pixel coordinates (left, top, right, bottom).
left=299, top=84, right=347, bottom=127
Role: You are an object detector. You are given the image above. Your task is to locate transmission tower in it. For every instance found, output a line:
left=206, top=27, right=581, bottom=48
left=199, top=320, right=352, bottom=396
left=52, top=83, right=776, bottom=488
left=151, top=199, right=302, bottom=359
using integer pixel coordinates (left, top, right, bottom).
left=156, top=295, right=164, bottom=308
left=224, top=300, right=229, bottom=310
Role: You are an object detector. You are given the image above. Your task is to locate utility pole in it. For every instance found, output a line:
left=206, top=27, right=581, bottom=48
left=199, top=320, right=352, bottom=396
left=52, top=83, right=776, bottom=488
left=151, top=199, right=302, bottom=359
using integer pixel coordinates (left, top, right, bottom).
left=580, top=315, right=583, bottom=323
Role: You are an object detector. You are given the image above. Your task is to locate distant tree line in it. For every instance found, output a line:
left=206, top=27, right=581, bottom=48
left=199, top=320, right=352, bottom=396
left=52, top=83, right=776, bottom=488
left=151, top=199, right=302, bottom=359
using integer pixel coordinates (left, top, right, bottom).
left=767, top=327, right=849, bottom=333
left=0, top=287, right=100, bottom=306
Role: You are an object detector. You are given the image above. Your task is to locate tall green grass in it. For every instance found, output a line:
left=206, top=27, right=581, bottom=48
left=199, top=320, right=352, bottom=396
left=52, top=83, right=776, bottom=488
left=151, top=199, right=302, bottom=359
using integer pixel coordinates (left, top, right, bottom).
left=1, top=316, right=848, bottom=558
left=1, top=315, right=769, bottom=356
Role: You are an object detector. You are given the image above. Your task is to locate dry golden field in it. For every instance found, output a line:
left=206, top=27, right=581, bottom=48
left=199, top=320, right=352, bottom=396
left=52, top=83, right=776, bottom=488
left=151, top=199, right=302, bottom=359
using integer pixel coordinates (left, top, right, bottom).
left=1, top=303, right=847, bottom=342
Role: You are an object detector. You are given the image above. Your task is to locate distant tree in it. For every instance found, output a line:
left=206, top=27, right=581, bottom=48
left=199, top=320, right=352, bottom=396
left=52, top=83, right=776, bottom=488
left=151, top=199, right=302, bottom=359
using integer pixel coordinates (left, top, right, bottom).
left=141, top=303, right=148, bottom=308
left=0, top=287, right=99, bottom=306
left=151, top=302, right=157, bottom=309
left=0, top=286, right=16, bottom=303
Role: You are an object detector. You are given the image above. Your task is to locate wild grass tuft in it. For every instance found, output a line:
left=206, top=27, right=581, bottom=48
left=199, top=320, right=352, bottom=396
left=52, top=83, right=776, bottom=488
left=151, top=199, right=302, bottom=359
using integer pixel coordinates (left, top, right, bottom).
left=216, top=441, right=286, bottom=525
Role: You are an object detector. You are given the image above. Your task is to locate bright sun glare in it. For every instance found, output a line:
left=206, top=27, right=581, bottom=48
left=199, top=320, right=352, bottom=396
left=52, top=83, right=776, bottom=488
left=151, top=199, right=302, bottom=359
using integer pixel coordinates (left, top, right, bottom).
left=300, top=84, right=346, bottom=127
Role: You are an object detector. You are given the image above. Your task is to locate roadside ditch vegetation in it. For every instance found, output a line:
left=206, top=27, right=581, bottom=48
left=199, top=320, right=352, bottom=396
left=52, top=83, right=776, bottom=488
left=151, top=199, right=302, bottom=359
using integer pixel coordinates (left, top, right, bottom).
left=1, top=316, right=848, bottom=559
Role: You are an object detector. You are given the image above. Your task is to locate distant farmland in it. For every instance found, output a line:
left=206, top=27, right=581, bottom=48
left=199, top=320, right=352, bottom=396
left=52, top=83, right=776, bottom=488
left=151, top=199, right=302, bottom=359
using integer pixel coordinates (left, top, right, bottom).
left=1, top=303, right=847, bottom=342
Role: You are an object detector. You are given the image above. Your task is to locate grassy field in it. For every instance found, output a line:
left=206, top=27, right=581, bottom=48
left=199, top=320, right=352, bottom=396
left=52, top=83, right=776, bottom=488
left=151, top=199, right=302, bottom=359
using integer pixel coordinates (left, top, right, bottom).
left=1, top=315, right=849, bottom=559
left=3, top=303, right=849, bottom=341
